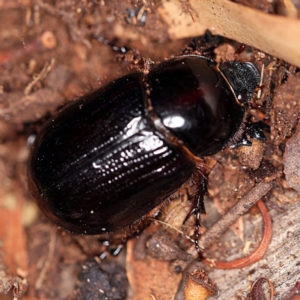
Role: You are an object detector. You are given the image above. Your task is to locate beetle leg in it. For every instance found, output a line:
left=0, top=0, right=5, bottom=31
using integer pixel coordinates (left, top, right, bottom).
left=98, top=239, right=127, bottom=260
left=93, top=35, right=148, bottom=71
left=184, top=169, right=207, bottom=257
left=230, top=121, right=269, bottom=149
left=183, top=30, right=223, bottom=57
left=93, top=35, right=129, bottom=54
left=246, top=121, right=270, bottom=139
left=110, top=244, right=124, bottom=256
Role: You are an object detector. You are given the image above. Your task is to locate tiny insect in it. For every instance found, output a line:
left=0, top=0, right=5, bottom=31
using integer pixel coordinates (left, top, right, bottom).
left=28, top=34, right=263, bottom=254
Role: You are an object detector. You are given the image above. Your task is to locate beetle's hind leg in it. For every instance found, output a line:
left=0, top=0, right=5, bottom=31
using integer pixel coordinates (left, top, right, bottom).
left=97, top=235, right=126, bottom=260
left=184, top=167, right=208, bottom=258
left=97, top=218, right=149, bottom=260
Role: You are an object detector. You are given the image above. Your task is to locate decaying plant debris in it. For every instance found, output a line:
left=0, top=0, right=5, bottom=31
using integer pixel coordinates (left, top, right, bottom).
left=1, top=0, right=300, bottom=299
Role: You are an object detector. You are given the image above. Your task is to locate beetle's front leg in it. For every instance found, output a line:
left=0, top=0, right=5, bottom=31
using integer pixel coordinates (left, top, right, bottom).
left=93, top=35, right=151, bottom=72
left=230, top=121, right=269, bottom=148
left=183, top=30, right=223, bottom=57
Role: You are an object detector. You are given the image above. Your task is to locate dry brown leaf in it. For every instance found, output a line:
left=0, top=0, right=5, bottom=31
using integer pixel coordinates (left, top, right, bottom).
left=126, top=239, right=182, bottom=300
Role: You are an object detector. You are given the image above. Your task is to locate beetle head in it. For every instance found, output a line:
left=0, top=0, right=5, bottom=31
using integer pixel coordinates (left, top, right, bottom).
left=219, top=61, right=260, bottom=104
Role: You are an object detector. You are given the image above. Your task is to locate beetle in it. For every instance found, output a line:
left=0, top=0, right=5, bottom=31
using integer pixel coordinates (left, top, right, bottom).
left=28, top=45, right=262, bottom=254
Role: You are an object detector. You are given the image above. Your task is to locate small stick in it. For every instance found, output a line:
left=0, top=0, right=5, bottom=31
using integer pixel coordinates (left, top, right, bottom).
left=35, top=227, right=57, bottom=290
left=205, top=199, right=272, bottom=269
left=158, top=0, right=300, bottom=67
left=199, top=181, right=274, bottom=250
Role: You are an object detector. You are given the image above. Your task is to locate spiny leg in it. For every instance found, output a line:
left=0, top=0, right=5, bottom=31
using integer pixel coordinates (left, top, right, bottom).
left=229, top=121, right=269, bottom=148
left=93, top=35, right=151, bottom=72
left=183, top=30, right=223, bottom=57
left=184, top=167, right=208, bottom=258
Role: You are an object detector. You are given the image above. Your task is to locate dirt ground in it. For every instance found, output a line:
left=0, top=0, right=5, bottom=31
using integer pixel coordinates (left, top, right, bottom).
left=0, top=0, right=300, bottom=299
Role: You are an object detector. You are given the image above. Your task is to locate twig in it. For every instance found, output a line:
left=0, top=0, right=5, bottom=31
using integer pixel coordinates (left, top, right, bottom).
left=199, top=181, right=274, bottom=250
left=35, top=227, right=57, bottom=291
left=158, top=0, right=300, bottom=67
left=24, top=58, right=55, bottom=95
left=147, top=218, right=195, bottom=243
left=204, top=199, right=272, bottom=269
left=281, top=0, right=298, bottom=18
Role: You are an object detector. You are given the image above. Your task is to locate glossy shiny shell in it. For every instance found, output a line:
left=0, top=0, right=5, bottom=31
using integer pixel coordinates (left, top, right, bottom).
left=148, top=55, right=244, bottom=156
left=28, top=74, right=195, bottom=234
left=28, top=54, right=255, bottom=236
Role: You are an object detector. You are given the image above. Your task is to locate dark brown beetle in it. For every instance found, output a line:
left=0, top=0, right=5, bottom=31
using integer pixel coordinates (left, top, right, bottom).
left=28, top=39, right=263, bottom=254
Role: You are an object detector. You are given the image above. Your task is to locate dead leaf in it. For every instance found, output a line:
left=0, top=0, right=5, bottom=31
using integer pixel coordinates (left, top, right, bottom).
left=126, top=239, right=182, bottom=300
